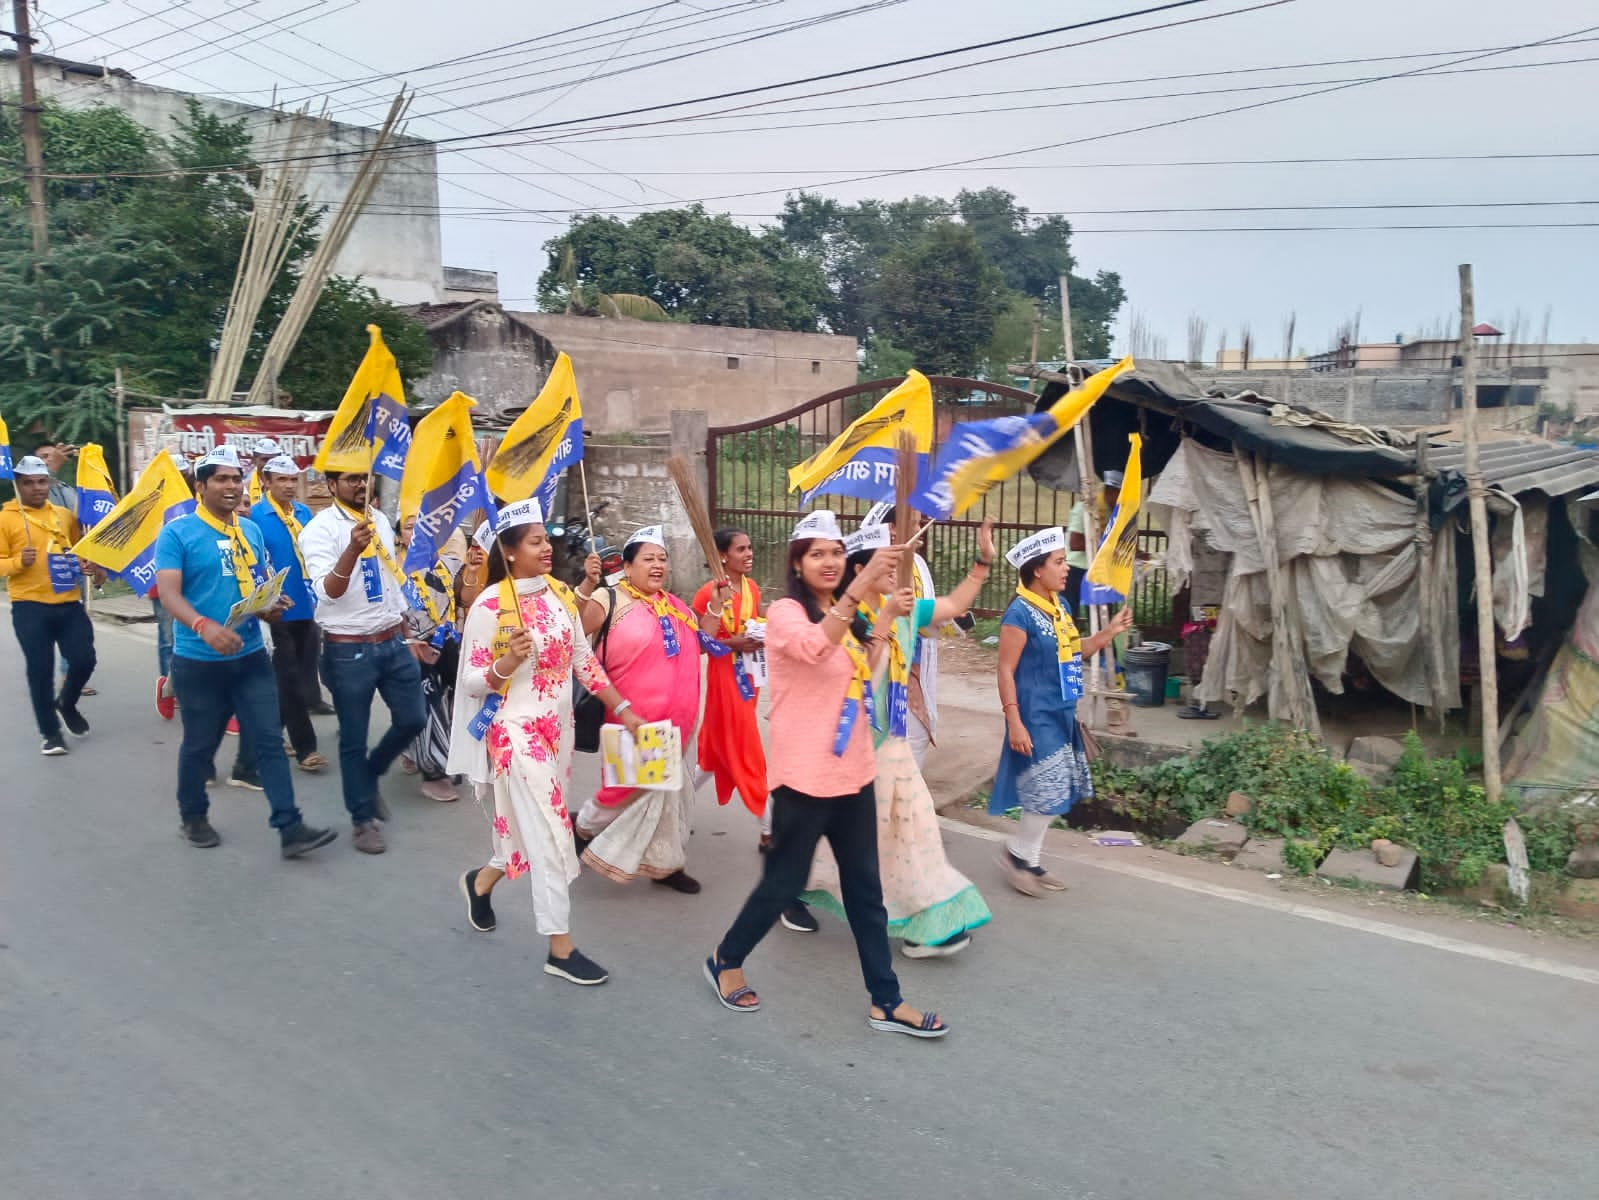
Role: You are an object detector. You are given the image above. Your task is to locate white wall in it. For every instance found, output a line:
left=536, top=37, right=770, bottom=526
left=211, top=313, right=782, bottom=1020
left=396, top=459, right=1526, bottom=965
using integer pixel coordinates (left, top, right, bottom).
left=2, top=60, right=445, bottom=305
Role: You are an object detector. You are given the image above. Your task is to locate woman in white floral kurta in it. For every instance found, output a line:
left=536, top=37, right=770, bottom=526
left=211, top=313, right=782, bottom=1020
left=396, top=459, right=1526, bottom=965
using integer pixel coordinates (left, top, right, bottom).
left=447, top=507, right=642, bottom=987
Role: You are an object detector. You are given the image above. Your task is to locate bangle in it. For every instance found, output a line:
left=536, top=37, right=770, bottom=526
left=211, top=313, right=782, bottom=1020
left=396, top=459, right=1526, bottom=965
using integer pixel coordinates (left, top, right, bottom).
left=827, top=606, right=851, bottom=622
left=488, top=660, right=507, bottom=683
left=706, top=605, right=725, bottom=619
left=974, top=557, right=994, bottom=569
left=192, top=616, right=210, bottom=634
left=613, top=699, right=633, bottom=716
left=329, top=568, right=350, bottom=581
left=1002, top=701, right=1019, bottom=712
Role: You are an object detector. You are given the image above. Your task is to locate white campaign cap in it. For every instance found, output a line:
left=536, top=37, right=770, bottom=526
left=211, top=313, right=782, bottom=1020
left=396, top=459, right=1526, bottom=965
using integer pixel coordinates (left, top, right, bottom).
left=1006, top=526, right=1067, bottom=569
left=13, top=455, right=49, bottom=477
left=252, top=437, right=282, bottom=457
left=167, top=449, right=195, bottom=474
left=261, top=454, right=300, bottom=477
left=790, top=509, right=843, bottom=543
left=625, top=524, right=666, bottom=550
left=844, top=523, right=892, bottom=556
left=197, top=445, right=242, bottom=472
left=861, top=501, right=894, bottom=529
left=472, top=519, right=494, bottom=552
left=1103, top=469, right=1125, bottom=487
left=496, top=498, right=544, bottom=534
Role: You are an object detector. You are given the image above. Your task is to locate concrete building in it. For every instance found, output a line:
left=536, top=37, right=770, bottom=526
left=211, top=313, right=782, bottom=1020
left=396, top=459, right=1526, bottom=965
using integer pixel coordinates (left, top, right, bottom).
left=1, top=52, right=451, bottom=305
left=512, top=312, right=859, bottom=433
left=406, top=303, right=860, bottom=433
left=1204, top=335, right=1599, bottom=427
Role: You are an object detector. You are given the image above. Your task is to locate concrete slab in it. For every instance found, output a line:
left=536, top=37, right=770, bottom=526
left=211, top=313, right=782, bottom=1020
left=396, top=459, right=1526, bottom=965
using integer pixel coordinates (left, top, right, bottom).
left=1234, top=837, right=1287, bottom=873
left=1318, top=846, right=1418, bottom=890
left=1347, top=735, right=1406, bottom=769
left=1177, top=818, right=1250, bottom=857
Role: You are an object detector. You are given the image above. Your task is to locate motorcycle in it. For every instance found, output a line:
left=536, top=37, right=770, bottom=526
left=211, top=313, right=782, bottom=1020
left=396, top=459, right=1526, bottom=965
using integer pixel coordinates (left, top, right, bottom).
left=549, top=499, right=622, bottom=589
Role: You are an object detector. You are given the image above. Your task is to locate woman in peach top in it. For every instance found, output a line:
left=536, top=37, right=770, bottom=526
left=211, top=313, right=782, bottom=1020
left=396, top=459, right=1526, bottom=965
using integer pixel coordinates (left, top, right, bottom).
left=703, top=510, right=949, bottom=1040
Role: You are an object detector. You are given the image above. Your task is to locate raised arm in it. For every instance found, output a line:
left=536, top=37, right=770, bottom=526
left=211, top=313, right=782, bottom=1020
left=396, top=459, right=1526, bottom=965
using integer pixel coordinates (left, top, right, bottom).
left=927, top=518, right=996, bottom=627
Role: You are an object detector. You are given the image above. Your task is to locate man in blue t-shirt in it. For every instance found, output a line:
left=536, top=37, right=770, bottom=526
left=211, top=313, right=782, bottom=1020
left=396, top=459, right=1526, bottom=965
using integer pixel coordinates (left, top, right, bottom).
left=250, top=455, right=328, bottom=773
left=155, top=445, right=336, bottom=858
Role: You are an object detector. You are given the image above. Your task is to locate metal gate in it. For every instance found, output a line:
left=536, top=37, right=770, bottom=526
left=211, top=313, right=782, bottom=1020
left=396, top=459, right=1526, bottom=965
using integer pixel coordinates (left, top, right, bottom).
left=706, top=376, right=1083, bottom=616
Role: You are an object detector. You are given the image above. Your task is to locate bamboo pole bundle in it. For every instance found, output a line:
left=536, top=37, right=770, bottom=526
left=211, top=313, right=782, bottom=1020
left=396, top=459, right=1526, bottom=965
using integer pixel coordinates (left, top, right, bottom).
left=246, top=90, right=412, bottom=406
left=667, top=454, right=725, bottom=584
left=206, top=109, right=319, bottom=404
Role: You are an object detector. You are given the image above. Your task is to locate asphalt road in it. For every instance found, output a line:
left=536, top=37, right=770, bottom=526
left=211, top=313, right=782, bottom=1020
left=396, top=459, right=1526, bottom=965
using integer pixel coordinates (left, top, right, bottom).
left=5, top=613, right=1599, bottom=1200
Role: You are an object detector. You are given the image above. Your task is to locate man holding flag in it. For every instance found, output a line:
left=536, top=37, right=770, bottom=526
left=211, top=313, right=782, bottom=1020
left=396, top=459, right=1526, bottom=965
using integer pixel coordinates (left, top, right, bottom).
left=300, top=468, right=425, bottom=856
left=155, top=446, right=336, bottom=857
left=0, top=455, right=101, bottom=755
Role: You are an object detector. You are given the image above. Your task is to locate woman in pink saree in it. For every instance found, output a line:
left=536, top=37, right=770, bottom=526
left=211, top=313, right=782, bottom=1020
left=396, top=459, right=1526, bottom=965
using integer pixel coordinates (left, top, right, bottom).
left=574, top=525, right=730, bottom=893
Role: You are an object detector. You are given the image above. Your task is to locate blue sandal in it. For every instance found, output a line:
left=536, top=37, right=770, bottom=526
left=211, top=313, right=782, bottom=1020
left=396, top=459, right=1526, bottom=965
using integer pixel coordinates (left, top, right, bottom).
left=869, top=1004, right=949, bottom=1039
left=703, top=956, right=760, bottom=1013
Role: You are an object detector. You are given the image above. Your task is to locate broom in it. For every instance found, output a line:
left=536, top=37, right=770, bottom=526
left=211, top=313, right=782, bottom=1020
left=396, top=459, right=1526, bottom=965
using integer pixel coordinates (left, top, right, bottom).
left=894, top=428, right=919, bottom=591
left=667, top=455, right=726, bottom=586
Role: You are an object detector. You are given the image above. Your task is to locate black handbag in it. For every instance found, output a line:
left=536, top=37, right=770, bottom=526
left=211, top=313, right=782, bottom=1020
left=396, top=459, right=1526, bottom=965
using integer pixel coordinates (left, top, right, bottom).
left=573, top=587, right=614, bottom=753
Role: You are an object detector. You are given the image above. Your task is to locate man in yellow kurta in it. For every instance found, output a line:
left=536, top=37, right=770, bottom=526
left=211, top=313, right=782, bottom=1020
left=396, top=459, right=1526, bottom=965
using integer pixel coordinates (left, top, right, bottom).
left=0, top=455, right=102, bottom=755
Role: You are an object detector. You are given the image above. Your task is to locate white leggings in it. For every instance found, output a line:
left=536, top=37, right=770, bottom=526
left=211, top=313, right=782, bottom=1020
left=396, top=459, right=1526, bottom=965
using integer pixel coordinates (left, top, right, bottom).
left=1007, top=811, right=1052, bottom=868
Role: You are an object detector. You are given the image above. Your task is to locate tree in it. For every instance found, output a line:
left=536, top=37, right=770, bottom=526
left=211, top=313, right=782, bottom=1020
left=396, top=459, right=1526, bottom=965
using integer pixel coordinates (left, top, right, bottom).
left=0, top=99, right=429, bottom=464
left=777, top=188, right=1126, bottom=367
left=537, top=206, right=831, bottom=331
left=869, top=222, right=1007, bottom=376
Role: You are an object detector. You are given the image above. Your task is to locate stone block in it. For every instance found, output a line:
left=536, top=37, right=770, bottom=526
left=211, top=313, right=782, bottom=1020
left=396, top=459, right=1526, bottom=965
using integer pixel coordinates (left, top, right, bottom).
left=1555, top=877, right=1599, bottom=920
left=1176, top=818, right=1249, bottom=857
left=1371, top=838, right=1403, bottom=868
left=1346, top=736, right=1406, bottom=770
left=1567, top=844, right=1599, bottom=879
left=1317, top=846, right=1418, bottom=890
left=1234, top=837, right=1286, bottom=872
left=1225, top=791, right=1252, bottom=817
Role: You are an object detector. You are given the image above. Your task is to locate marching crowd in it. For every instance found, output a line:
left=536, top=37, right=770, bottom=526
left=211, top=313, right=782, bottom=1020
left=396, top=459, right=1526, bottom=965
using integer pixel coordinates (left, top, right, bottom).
left=2, top=436, right=1131, bottom=1041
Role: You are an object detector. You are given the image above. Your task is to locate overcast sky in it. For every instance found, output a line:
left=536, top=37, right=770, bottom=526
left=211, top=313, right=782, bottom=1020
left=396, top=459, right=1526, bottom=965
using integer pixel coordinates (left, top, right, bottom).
left=39, top=0, right=1599, bottom=355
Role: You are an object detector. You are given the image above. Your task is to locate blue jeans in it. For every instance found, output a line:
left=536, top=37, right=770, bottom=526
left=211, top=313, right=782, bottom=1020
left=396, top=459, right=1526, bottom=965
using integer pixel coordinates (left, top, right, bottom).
left=172, top=650, right=300, bottom=831
left=321, top=635, right=425, bottom=824
left=153, top=598, right=174, bottom=678
left=12, top=600, right=96, bottom=741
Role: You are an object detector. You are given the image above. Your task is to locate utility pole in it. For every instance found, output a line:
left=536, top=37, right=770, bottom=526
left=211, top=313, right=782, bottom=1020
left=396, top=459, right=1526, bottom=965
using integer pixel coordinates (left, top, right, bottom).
left=10, top=0, right=49, bottom=256
left=1059, top=272, right=1107, bottom=725
left=1458, top=264, right=1502, bottom=803
left=1027, top=302, right=1041, bottom=394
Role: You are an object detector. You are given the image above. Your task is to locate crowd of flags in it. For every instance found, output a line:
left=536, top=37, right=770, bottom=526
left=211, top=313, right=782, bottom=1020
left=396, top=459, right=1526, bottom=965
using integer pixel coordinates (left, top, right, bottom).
left=4, top=330, right=1138, bottom=604
left=790, top=355, right=1141, bottom=603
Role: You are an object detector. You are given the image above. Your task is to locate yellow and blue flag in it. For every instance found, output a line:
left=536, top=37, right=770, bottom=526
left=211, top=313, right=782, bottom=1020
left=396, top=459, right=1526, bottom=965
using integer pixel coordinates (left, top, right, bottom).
left=788, top=369, right=932, bottom=505
left=1083, top=433, right=1143, bottom=606
left=914, top=357, right=1131, bottom=519
left=314, top=325, right=411, bottom=480
left=485, top=352, right=582, bottom=513
left=0, top=412, right=12, bottom=480
left=399, top=390, right=495, bottom=574
left=72, top=452, right=196, bottom=591
left=74, top=443, right=118, bottom=529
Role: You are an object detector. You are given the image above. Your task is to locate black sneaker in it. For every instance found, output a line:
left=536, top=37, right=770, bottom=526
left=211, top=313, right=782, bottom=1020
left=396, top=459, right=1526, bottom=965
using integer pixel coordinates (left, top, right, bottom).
left=544, top=948, right=609, bottom=986
left=280, top=822, right=337, bottom=859
left=652, top=869, right=702, bottom=895
left=460, top=868, right=496, bottom=932
left=41, top=736, right=68, bottom=757
left=228, top=769, right=264, bottom=792
left=56, top=702, right=90, bottom=738
left=781, top=901, right=820, bottom=933
left=180, top=817, right=221, bottom=848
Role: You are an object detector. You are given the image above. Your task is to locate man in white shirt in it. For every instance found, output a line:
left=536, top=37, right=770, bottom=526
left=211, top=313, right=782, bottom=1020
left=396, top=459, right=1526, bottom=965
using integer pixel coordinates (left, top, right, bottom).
left=298, top=470, right=425, bottom=855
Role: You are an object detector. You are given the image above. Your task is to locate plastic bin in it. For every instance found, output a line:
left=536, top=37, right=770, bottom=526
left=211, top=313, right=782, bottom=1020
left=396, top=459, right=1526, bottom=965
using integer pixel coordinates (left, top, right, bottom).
left=1123, top=641, right=1171, bottom=708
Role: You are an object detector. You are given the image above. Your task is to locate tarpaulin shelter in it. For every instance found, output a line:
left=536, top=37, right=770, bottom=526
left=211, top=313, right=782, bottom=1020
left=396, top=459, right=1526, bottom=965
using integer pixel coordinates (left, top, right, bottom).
left=1025, top=361, right=1599, bottom=738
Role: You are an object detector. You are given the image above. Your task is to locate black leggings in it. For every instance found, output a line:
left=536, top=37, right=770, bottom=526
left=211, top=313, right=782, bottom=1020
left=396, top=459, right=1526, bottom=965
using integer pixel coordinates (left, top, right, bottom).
left=716, top=783, right=901, bottom=1011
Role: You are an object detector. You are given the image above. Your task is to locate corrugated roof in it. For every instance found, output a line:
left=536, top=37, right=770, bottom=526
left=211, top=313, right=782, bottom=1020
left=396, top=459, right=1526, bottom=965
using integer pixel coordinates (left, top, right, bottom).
left=1426, top=437, right=1599, bottom=499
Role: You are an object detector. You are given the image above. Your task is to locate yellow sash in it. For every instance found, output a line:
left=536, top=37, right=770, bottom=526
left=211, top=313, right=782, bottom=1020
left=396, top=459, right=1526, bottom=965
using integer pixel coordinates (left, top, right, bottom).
left=332, top=499, right=406, bottom=588
left=619, top=580, right=694, bottom=627
left=488, top=576, right=579, bottom=696
left=12, top=502, right=71, bottom=552
left=267, top=494, right=310, bottom=579
left=1014, top=582, right=1081, bottom=664
left=196, top=505, right=260, bottom=599
left=719, top=574, right=755, bottom=637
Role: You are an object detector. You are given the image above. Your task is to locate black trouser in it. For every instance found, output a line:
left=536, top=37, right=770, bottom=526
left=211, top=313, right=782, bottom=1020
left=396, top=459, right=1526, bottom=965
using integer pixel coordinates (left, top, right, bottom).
left=1066, top=565, right=1086, bottom=619
left=11, top=600, right=95, bottom=741
left=716, top=783, right=901, bottom=1011
left=270, top=620, right=320, bottom=760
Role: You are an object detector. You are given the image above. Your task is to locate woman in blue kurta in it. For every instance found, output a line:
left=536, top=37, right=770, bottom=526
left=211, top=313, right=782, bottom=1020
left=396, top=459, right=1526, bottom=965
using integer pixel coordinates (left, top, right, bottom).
left=990, top=527, right=1132, bottom=896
